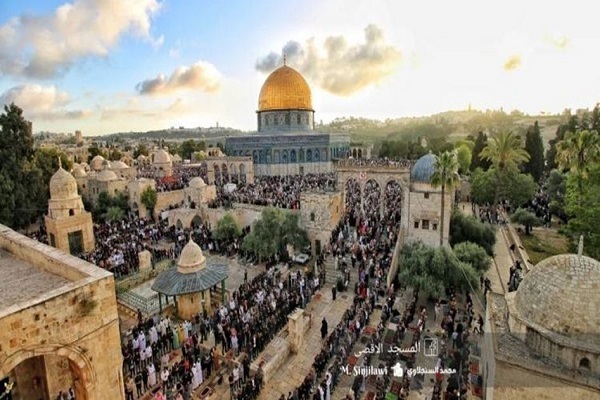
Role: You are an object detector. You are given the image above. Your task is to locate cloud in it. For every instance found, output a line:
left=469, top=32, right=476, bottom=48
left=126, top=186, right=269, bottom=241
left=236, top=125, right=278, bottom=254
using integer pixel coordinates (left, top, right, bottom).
left=544, top=35, right=569, bottom=50
left=255, top=24, right=402, bottom=96
left=136, top=61, right=222, bottom=96
left=0, top=84, right=91, bottom=120
left=151, top=34, right=165, bottom=50
left=503, top=55, right=522, bottom=71
left=0, top=0, right=161, bottom=78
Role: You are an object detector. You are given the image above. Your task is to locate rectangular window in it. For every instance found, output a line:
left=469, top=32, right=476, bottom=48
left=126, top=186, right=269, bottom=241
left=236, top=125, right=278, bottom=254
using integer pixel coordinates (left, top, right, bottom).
left=414, top=221, right=419, bottom=229
left=432, top=223, right=438, bottom=231
left=422, top=220, right=430, bottom=230
left=424, top=193, right=430, bottom=199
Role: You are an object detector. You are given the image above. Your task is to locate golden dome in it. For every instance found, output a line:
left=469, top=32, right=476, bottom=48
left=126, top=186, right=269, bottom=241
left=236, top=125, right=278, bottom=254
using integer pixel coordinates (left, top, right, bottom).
left=258, top=65, right=313, bottom=112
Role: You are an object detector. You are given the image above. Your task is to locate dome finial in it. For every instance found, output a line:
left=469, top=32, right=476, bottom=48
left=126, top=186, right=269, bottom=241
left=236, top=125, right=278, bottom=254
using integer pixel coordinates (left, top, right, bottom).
left=283, top=53, right=287, bottom=66
left=58, top=156, right=62, bottom=169
left=578, top=235, right=584, bottom=257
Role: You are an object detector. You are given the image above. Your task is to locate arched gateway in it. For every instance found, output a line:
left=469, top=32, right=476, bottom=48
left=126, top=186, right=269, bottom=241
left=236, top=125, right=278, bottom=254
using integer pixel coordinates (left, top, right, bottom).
left=0, top=225, right=124, bottom=400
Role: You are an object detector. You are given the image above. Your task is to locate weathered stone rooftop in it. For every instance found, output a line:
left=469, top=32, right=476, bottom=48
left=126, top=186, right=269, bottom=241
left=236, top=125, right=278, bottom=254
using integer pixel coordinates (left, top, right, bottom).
left=0, top=249, right=70, bottom=309
left=515, top=254, right=600, bottom=346
left=490, top=293, right=600, bottom=389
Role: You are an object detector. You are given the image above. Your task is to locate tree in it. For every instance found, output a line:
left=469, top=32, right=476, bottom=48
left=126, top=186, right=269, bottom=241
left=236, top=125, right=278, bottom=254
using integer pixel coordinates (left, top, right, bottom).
left=430, top=151, right=460, bottom=246
left=449, top=211, right=496, bottom=255
left=108, top=149, right=123, bottom=161
left=180, top=140, right=206, bottom=160
left=480, top=131, right=530, bottom=204
left=546, top=114, right=579, bottom=171
left=455, top=144, right=471, bottom=174
left=470, top=132, right=491, bottom=171
left=133, top=143, right=149, bottom=159
left=523, top=121, right=545, bottom=182
left=556, top=130, right=600, bottom=207
left=105, top=206, right=125, bottom=222
left=470, top=167, right=536, bottom=208
left=0, top=103, right=44, bottom=229
left=87, top=146, right=107, bottom=163
left=546, top=169, right=567, bottom=221
left=452, top=242, right=491, bottom=276
left=511, top=208, right=542, bottom=235
left=242, top=207, right=309, bottom=261
left=214, top=213, right=242, bottom=242
left=140, top=186, right=157, bottom=219
left=398, top=241, right=480, bottom=299
left=563, top=165, right=600, bottom=259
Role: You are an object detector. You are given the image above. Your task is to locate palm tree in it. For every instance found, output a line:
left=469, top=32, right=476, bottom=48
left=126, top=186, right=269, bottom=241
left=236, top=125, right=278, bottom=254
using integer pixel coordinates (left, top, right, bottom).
left=430, top=151, right=460, bottom=246
left=479, top=131, right=530, bottom=204
left=556, top=130, right=600, bottom=207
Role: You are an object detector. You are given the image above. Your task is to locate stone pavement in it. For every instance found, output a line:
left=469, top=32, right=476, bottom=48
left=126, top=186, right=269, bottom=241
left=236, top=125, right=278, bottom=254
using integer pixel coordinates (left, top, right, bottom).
left=258, top=286, right=355, bottom=400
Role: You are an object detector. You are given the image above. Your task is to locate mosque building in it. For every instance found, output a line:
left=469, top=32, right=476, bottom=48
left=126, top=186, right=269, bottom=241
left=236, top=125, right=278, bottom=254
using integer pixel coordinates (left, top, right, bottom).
left=225, top=61, right=351, bottom=176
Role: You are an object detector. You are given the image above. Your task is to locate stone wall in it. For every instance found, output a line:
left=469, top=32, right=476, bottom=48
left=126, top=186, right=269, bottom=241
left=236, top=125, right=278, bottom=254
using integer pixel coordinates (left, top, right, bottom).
left=299, top=192, right=343, bottom=254
left=0, top=226, right=124, bottom=400
left=44, top=211, right=95, bottom=254
left=155, top=190, right=185, bottom=218
left=406, top=182, right=454, bottom=247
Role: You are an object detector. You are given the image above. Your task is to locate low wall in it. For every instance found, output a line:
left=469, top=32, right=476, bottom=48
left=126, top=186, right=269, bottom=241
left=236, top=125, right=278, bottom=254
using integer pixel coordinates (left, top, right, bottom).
left=250, top=330, right=290, bottom=383
left=502, top=224, right=532, bottom=272
left=387, top=226, right=406, bottom=288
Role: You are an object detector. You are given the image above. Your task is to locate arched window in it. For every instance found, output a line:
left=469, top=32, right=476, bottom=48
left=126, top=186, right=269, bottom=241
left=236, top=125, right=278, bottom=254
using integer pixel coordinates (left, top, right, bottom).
left=306, top=149, right=312, bottom=162
left=314, top=149, right=320, bottom=162
left=282, top=150, right=288, bottom=164
left=290, top=149, right=297, bottom=163
left=579, top=357, right=591, bottom=370
left=69, top=209, right=75, bottom=216
left=310, top=212, right=315, bottom=222
left=299, top=149, right=305, bottom=162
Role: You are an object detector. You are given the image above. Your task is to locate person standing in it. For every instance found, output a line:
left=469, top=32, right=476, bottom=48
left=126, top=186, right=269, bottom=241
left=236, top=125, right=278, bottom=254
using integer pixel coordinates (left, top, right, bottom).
left=125, top=376, right=135, bottom=400
left=321, top=318, right=328, bottom=340
left=331, top=286, right=337, bottom=301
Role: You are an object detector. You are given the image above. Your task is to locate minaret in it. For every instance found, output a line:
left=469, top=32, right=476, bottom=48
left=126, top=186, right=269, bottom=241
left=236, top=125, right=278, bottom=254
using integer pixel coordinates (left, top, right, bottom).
left=44, top=161, right=95, bottom=255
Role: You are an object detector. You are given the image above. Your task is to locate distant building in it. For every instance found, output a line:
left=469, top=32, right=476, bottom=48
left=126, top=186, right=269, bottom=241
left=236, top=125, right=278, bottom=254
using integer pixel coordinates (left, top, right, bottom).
left=225, top=62, right=350, bottom=176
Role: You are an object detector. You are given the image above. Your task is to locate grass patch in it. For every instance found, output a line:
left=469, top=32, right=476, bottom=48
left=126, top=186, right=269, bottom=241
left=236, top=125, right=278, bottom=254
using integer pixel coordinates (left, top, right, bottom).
left=518, top=228, right=569, bottom=265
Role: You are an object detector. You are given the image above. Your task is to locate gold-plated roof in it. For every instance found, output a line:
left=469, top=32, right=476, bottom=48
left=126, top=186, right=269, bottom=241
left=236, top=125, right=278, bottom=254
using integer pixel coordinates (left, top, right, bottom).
left=258, top=65, right=313, bottom=112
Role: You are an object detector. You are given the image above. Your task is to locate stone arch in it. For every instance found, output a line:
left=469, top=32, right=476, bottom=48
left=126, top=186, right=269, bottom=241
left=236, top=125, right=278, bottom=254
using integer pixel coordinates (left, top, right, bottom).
left=239, top=163, right=247, bottom=184
left=345, top=178, right=361, bottom=215
left=229, top=164, right=237, bottom=182
left=176, top=219, right=183, bottom=229
left=0, top=344, right=97, bottom=399
left=222, top=163, right=229, bottom=182
left=358, top=148, right=363, bottom=158
left=132, top=202, right=138, bottom=210
left=352, top=149, right=357, bottom=158
left=364, top=179, right=382, bottom=211
left=191, top=215, right=202, bottom=228
left=213, top=164, right=221, bottom=184
left=579, top=357, right=591, bottom=370
left=384, top=179, right=403, bottom=222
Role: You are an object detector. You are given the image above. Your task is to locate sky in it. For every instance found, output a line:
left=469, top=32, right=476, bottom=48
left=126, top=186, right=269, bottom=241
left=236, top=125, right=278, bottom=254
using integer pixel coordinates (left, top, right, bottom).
left=1, top=0, right=599, bottom=136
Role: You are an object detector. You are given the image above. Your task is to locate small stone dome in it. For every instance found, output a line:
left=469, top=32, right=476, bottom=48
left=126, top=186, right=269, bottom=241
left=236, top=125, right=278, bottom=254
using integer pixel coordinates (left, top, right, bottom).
left=111, top=160, right=128, bottom=169
left=515, top=254, right=600, bottom=344
left=72, top=165, right=87, bottom=178
left=172, top=154, right=182, bottom=162
left=177, top=238, right=206, bottom=273
left=411, top=153, right=436, bottom=183
left=50, top=165, right=78, bottom=199
left=154, top=149, right=172, bottom=164
left=90, top=155, right=106, bottom=171
left=96, top=169, right=118, bottom=182
left=189, top=177, right=207, bottom=189
left=137, top=154, right=147, bottom=161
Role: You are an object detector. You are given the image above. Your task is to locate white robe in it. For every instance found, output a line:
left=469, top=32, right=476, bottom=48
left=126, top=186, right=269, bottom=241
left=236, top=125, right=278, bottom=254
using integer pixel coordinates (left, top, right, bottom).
left=192, top=363, right=203, bottom=389
left=147, top=363, right=157, bottom=387
left=150, top=326, right=158, bottom=344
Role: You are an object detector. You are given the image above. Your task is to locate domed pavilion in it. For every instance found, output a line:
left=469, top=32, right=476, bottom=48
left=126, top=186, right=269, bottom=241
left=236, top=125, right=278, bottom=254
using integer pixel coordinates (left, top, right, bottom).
left=225, top=60, right=350, bottom=176
left=152, top=238, right=228, bottom=319
left=44, top=160, right=95, bottom=255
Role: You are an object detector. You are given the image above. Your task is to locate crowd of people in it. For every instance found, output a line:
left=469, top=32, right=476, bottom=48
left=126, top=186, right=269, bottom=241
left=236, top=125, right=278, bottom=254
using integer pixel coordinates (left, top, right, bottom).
left=336, top=158, right=414, bottom=168
left=209, top=174, right=336, bottom=209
